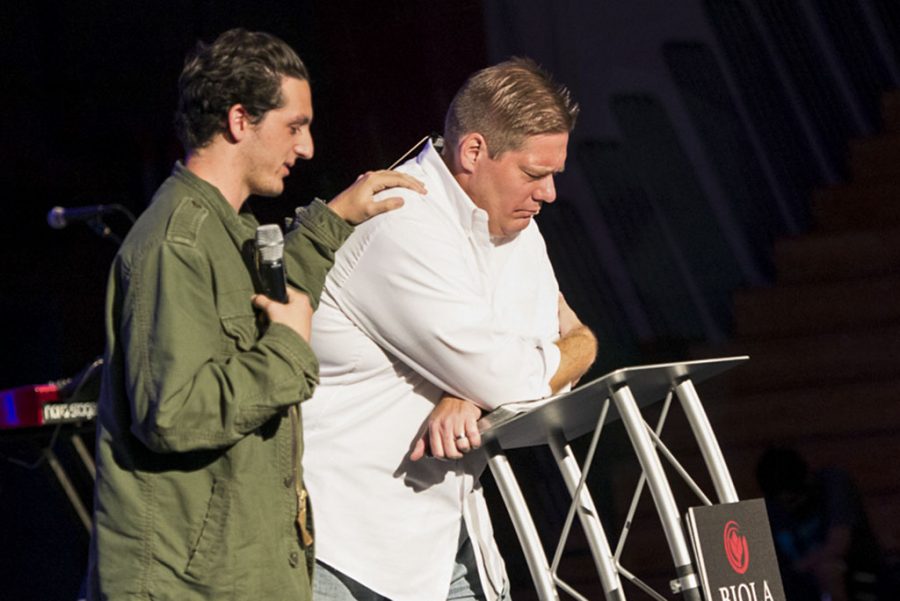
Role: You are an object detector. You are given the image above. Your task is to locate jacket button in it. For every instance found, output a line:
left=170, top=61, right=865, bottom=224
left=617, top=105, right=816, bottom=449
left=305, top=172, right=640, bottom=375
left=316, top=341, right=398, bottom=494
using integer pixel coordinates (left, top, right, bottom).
left=289, top=551, right=300, bottom=567
left=283, top=475, right=293, bottom=488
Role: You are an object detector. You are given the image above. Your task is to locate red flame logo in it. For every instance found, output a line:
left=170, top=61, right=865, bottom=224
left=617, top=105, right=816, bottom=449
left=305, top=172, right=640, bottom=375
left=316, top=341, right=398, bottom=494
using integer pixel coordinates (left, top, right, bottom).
left=723, top=520, right=749, bottom=574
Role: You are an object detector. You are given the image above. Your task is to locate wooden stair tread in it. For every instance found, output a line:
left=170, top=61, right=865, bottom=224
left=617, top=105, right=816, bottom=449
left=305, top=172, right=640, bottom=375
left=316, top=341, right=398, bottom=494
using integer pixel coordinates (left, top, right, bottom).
left=850, top=133, right=900, bottom=183
left=733, top=274, right=900, bottom=337
left=662, top=378, right=900, bottom=447
left=691, top=325, right=900, bottom=393
left=774, top=227, right=900, bottom=283
left=812, top=182, right=900, bottom=232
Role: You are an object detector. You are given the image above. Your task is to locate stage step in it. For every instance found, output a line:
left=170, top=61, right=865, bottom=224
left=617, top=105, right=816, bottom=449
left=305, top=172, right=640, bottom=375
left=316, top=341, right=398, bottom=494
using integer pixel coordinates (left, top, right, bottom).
left=692, top=324, right=900, bottom=393
left=881, top=90, right=900, bottom=134
left=733, top=274, right=900, bottom=338
left=849, top=133, right=900, bottom=183
left=774, top=227, right=900, bottom=284
left=811, top=183, right=900, bottom=232
left=655, top=378, right=900, bottom=449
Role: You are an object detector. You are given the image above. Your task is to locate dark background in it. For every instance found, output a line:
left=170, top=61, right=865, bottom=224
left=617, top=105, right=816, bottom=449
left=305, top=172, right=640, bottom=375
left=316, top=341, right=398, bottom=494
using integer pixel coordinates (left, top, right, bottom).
left=3, top=1, right=900, bottom=599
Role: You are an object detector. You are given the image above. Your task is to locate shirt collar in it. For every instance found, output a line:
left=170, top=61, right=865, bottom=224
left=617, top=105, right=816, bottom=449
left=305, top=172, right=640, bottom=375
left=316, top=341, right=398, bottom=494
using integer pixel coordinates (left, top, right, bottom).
left=414, top=139, right=491, bottom=243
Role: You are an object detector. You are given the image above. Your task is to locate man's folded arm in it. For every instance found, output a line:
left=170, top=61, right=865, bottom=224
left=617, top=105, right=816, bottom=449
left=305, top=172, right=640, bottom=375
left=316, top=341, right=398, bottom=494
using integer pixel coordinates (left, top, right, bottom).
left=333, top=215, right=589, bottom=410
left=549, top=294, right=598, bottom=393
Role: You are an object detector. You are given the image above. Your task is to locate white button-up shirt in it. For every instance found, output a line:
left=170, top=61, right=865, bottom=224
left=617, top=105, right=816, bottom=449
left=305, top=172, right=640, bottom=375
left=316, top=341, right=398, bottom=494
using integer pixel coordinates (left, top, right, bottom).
left=302, top=140, right=562, bottom=601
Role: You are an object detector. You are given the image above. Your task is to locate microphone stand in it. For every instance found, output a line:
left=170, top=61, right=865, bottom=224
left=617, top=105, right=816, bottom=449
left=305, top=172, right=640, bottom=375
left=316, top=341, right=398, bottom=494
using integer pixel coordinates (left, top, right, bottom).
left=83, top=204, right=136, bottom=247
left=85, top=216, right=124, bottom=246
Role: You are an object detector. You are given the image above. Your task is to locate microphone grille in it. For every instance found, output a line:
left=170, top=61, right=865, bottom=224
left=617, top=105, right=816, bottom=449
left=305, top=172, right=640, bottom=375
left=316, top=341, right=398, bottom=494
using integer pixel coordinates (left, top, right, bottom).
left=255, top=224, right=285, bottom=262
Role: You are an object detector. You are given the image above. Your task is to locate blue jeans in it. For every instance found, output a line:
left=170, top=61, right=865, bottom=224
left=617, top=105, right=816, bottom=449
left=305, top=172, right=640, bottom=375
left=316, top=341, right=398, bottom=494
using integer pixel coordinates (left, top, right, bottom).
left=313, top=524, right=510, bottom=601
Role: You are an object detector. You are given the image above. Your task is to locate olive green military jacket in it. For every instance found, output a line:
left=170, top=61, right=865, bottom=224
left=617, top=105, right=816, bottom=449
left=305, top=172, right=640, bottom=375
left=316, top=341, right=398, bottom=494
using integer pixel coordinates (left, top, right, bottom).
left=88, top=164, right=352, bottom=600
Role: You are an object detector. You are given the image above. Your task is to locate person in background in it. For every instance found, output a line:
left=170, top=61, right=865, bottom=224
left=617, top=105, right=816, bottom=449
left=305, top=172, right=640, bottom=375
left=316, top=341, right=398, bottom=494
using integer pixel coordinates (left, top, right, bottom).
left=757, top=446, right=897, bottom=601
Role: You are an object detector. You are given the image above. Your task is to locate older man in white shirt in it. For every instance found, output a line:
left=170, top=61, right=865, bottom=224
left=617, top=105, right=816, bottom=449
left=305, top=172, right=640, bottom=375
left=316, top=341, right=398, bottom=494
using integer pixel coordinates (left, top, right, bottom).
left=303, top=58, right=598, bottom=601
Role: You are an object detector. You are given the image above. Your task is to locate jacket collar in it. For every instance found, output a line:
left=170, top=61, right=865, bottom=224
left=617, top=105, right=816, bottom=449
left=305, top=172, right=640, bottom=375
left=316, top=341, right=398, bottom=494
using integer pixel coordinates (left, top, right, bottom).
left=171, top=162, right=259, bottom=246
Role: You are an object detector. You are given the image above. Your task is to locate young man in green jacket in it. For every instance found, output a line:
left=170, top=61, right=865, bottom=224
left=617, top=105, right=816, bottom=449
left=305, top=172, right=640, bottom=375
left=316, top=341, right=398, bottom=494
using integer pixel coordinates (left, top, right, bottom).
left=87, top=28, right=424, bottom=600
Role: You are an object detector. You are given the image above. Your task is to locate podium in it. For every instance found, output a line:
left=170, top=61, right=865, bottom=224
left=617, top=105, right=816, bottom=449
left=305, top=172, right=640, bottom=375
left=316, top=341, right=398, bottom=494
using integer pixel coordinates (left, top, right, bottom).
left=478, top=356, right=749, bottom=601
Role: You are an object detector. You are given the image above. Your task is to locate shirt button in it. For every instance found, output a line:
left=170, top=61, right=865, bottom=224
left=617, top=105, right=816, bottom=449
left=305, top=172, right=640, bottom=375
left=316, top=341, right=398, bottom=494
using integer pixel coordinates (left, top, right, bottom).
left=289, top=551, right=300, bottom=567
left=283, top=475, right=293, bottom=488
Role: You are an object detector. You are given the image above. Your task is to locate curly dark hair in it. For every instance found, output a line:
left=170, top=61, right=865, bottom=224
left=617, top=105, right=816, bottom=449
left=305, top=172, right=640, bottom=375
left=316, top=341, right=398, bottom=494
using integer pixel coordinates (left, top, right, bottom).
left=174, top=28, right=309, bottom=151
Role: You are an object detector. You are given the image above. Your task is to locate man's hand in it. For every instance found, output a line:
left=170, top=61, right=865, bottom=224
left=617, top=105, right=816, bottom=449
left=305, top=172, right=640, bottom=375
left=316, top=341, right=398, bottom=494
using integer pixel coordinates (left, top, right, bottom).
left=410, top=394, right=483, bottom=461
left=549, top=293, right=598, bottom=393
left=327, top=170, right=426, bottom=225
left=252, top=287, right=313, bottom=342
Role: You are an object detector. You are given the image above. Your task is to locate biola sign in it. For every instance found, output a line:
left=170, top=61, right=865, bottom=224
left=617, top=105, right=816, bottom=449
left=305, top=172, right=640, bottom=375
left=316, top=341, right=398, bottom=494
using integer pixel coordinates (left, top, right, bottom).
left=718, top=580, right=776, bottom=601
left=686, top=499, right=785, bottom=601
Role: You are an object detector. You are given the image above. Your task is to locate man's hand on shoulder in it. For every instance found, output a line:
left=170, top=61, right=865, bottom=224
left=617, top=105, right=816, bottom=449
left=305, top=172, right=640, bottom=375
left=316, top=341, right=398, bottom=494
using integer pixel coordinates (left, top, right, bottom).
left=327, top=170, right=426, bottom=225
left=410, top=394, right=483, bottom=461
left=550, top=293, right=598, bottom=393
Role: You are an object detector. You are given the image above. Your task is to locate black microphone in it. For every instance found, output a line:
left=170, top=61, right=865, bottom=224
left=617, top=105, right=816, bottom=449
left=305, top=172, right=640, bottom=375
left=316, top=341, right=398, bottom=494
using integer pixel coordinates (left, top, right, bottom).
left=47, top=205, right=119, bottom=229
left=255, top=224, right=288, bottom=303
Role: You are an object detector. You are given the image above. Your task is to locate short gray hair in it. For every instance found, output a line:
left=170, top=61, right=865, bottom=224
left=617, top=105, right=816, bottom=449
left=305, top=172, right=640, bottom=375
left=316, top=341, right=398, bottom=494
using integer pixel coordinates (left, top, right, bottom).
left=444, top=57, right=579, bottom=157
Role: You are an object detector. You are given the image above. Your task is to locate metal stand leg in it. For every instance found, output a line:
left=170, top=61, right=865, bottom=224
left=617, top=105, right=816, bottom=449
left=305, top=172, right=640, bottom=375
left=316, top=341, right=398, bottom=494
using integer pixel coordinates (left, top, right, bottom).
left=43, top=448, right=92, bottom=532
left=485, top=439, right=559, bottom=601
left=611, top=385, right=702, bottom=600
left=548, top=431, right=626, bottom=601
left=674, top=379, right=738, bottom=503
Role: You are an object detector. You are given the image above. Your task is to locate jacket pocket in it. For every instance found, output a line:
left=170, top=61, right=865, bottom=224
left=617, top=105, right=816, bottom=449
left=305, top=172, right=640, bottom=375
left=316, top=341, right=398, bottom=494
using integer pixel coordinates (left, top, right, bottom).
left=218, top=288, right=258, bottom=352
left=220, top=313, right=257, bottom=351
left=184, top=477, right=231, bottom=580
